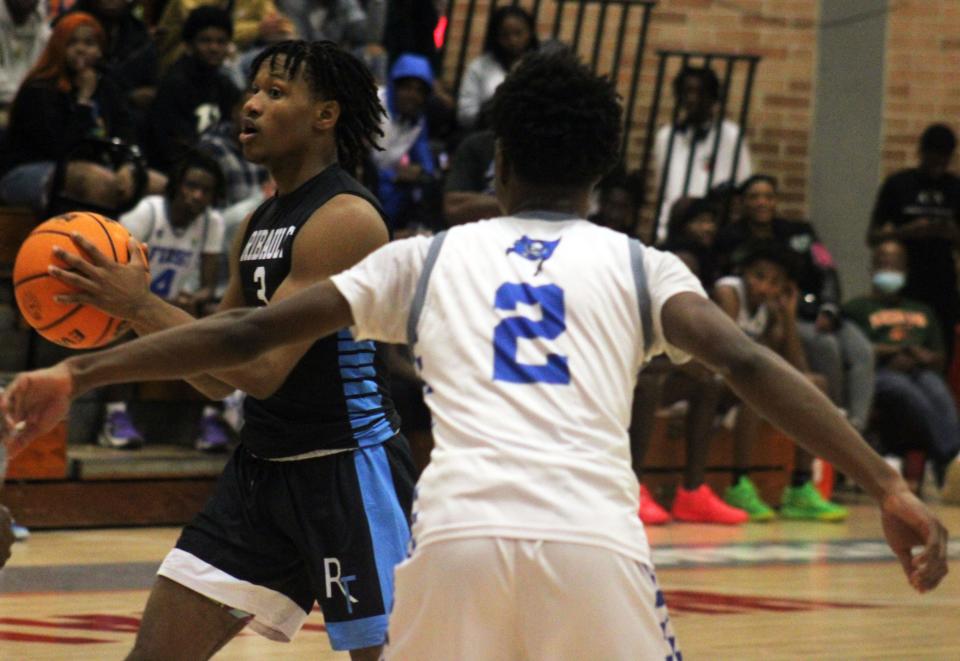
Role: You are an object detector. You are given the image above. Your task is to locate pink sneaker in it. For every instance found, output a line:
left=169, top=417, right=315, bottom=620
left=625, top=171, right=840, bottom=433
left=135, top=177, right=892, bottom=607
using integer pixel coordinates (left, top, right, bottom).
left=671, top=484, right=749, bottom=525
left=638, top=484, right=672, bottom=525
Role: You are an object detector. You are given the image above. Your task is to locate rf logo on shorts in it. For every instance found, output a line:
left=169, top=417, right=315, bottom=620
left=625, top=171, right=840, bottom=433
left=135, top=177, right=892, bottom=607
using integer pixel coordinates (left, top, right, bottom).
left=324, top=557, right=360, bottom=613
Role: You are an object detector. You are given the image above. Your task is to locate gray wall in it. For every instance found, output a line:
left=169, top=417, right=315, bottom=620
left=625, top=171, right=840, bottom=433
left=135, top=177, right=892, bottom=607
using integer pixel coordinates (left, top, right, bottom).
left=809, top=0, right=888, bottom=300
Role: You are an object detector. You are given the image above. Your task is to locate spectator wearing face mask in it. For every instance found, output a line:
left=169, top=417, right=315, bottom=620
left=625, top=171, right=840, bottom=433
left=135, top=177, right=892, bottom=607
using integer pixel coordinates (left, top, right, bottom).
left=844, top=239, right=960, bottom=491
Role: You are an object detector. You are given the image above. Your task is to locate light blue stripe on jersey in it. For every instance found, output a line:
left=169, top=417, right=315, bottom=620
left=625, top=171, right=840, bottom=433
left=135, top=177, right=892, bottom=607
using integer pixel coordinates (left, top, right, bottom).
left=325, top=614, right=389, bottom=652
left=327, top=444, right=410, bottom=650
left=407, top=230, right=447, bottom=348
left=629, top=239, right=653, bottom=355
left=337, top=329, right=395, bottom=446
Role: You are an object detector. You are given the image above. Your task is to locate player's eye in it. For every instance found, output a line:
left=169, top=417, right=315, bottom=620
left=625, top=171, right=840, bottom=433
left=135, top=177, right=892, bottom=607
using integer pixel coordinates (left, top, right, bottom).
left=268, top=88, right=283, bottom=99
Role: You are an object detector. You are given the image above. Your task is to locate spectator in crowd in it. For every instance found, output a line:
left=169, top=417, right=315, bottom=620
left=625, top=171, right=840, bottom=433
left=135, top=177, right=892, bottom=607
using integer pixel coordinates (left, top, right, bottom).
left=372, top=53, right=436, bottom=230
left=73, top=0, right=158, bottom=114
left=844, top=240, right=960, bottom=491
left=664, top=196, right=720, bottom=287
left=716, top=174, right=875, bottom=434
left=198, top=92, right=270, bottom=208
left=653, top=65, right=752, bottom=243
left=869, top=123, right=960, bottom=355
left=279, top=0, right=365, bottom=47
left=0, top=0, right=50, bottom=128
left=0, top=12, right=141, bottom=211
left=156, top=0, right=293, bottom=72
left=442, top=128, right=499, bottom=225
left=714, top=242, right=848, bottom=521
left=99, top=150, right=229, bottom=451
left=457, top=5, right=538, bottom=130
left=148, top=6, right=241, bottom=172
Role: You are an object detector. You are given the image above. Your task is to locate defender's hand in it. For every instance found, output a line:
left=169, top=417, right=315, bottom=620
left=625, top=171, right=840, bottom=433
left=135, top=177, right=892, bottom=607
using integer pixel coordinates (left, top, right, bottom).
left=49, top=235, right=150, bottom=322
left=1, top=365, right=74, bottom=460
left=881, top=488, right=949, bottom=593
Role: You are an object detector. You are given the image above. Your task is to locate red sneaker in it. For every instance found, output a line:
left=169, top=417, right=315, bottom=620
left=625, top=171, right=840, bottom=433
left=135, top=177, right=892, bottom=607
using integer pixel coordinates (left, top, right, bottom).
left=671, top=484, right=749, bottom=525
left=638, top=484, right=672, bottom=525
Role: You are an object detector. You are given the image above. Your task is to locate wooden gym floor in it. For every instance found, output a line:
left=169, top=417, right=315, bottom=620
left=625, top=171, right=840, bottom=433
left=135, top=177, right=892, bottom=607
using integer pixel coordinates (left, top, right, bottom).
left=2, top=503, right=959, bottom=659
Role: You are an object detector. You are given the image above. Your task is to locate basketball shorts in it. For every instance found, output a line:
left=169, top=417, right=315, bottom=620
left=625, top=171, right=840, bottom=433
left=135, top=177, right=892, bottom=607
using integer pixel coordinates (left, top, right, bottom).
left=386, top=537, right=682, bottom=660
left=158, top=434, right=415, bottom=650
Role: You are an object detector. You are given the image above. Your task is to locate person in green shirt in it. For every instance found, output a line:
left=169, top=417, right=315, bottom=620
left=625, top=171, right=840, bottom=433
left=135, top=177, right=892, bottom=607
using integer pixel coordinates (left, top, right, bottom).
left=844, top=239, right=960, bottom=488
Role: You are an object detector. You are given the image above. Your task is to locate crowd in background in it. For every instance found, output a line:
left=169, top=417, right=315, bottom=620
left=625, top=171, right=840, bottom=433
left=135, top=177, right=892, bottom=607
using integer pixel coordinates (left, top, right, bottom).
left=2, top=0, right=959, bottom=524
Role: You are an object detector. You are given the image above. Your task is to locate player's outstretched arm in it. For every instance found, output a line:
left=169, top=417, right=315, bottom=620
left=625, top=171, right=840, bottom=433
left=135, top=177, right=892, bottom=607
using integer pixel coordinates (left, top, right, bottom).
left=1, top=280, right=353, bottom=454
left=661, top=292, right=949, bottom=593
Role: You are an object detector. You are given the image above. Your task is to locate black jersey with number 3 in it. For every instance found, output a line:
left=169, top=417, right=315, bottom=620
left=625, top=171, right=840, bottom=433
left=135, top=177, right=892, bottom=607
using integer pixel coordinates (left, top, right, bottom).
left=236, top=164, right=399, bottom=458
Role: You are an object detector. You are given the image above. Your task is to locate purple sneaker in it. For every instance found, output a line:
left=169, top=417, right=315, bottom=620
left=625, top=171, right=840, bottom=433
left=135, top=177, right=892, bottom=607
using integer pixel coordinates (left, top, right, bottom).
left=195, top=415, right=230, bottom=453
left=98, top=410, right=144, bottom=449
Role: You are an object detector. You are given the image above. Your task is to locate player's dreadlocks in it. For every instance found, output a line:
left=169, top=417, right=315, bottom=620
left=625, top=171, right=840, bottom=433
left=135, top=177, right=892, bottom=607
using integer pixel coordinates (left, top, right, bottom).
left=490, top=49, right=622, bottom=187
left=250, top=40, right=384, bottom=174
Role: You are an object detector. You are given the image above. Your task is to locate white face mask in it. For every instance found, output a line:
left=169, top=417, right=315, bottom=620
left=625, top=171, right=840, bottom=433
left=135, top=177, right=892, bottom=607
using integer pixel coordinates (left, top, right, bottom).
left=872, top=270, right=906, bottom=294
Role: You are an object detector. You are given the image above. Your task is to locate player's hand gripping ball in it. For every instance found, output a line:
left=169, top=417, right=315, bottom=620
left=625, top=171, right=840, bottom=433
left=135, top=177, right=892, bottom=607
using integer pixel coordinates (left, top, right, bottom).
left=13, top=211, right=148, bottom=349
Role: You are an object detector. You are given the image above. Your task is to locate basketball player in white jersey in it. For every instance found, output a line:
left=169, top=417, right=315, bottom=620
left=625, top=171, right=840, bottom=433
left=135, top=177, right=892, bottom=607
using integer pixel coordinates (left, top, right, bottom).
left=3, top=51, right=949, bottom=659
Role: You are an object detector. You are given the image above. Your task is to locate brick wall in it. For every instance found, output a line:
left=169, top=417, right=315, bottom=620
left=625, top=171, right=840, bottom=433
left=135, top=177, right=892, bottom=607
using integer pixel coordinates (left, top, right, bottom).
left=881, top=0, right=960, bottom=179
left=442, top=0, right=820, bottom=220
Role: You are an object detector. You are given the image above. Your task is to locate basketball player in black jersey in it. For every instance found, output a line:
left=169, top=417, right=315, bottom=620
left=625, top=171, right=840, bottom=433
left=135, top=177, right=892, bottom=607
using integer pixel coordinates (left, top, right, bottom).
left=30, top=41, right=415, bottom=661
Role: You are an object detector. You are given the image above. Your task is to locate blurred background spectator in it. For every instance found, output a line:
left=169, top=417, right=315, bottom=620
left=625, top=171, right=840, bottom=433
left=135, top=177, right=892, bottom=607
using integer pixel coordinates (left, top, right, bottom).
left=456, top=5, right=538, bottom=130
left=373, top=52, right=438, bottom=232
left=844, top=240, right=960, bottom=493
left=148, top=6, right=240, bottom=172
left=0, top=0, right=50, bottom=131
left=654, top=65, right=752, bottom=244
left=869, top=123, right=960, bottom=358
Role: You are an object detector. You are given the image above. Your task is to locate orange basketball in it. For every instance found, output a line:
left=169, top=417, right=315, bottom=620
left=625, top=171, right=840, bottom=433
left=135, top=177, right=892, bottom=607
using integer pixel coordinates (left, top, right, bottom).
left=13, top=211, right=145, bottom=349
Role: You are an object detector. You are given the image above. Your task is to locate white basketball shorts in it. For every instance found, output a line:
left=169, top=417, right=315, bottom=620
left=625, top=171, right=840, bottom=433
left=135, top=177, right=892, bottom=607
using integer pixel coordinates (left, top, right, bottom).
left=385, top=537, right=681, bottom=660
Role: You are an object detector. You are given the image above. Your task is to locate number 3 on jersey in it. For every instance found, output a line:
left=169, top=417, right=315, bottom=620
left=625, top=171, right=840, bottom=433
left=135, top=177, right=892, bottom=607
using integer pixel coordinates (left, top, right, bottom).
left=253, top=266, right=268, bottom=303
left=493, top=283, right=570, bottom=384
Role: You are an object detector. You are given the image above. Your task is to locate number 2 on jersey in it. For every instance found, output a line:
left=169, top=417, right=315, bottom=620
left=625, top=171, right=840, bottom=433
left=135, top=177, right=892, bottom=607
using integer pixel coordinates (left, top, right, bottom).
left=253, top=266, right=268, bottom=303
left=492, top=283, right=570, bottom=384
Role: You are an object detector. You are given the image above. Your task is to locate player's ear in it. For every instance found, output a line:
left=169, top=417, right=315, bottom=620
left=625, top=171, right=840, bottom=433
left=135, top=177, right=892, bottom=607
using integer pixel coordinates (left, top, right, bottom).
left=314, top=100, right=340, bottom=131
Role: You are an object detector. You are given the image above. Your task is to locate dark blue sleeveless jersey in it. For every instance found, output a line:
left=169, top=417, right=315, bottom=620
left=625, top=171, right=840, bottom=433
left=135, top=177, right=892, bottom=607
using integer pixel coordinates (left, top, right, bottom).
left=237, top=164, right=400, bottom=458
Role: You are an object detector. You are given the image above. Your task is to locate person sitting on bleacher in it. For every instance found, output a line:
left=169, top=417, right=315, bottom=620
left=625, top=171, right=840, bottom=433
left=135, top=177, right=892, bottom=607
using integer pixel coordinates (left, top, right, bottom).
left=844, top=240, right=960, bottom=493
left=457, top=5, right=538, bottom=130
left=147, top=6, right=241, bottom=173
left=0, top=12, right=141, bottom=212
left=98, top=150, right=230, bottom=451
left=714, top=241, right=849, bottom=521
left=71, top=0, right=158, bottom=117
left=0, top=0, right=50, bottom=131
left=663, top=196, right=720, bottom=288
left=372, top=53, right=437, bottom=232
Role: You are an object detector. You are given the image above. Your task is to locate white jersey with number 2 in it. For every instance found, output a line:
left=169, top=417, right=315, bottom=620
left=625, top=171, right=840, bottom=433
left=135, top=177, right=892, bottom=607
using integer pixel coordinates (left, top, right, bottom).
left=331, top=213, right=706, bottom=566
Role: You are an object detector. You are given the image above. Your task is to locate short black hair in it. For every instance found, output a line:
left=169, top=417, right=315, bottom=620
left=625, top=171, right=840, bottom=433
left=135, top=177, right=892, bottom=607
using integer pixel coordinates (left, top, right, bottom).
left=250, top=40, right=384, bottom=174
left=920, top=123, right=957, bottom=155
left=182, top=5, right=233, bottom=43
left=734, top=239, right=798, bottom=281
left=672, top=66, right=720, bottom=102
left=483, top=6, right=539, bottom=67
left=166, top=149, right=226, bottom=204
left=738, top=173, right=778, bottom=196
left=491, top=49, right=622, bottom=188
left=667, top=197, right=715, bottom=241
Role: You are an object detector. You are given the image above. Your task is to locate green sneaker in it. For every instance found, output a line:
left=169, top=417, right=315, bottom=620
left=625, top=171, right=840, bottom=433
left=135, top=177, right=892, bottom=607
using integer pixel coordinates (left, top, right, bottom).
left=780, top=481, right=848, bottom=522
left=724, top=476, right=775, bottom=522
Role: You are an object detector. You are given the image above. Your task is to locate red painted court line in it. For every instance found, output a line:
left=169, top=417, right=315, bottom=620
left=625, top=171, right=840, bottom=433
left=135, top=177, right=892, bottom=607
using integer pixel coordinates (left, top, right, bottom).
left=0, top=631, right=115, bottom=644
left=0, top=615, right=141, bottom=632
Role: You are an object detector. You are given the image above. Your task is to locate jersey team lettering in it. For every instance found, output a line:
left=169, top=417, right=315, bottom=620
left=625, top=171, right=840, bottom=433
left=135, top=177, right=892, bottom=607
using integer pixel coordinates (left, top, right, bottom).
left=239, top=226, right=297, bottom=261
